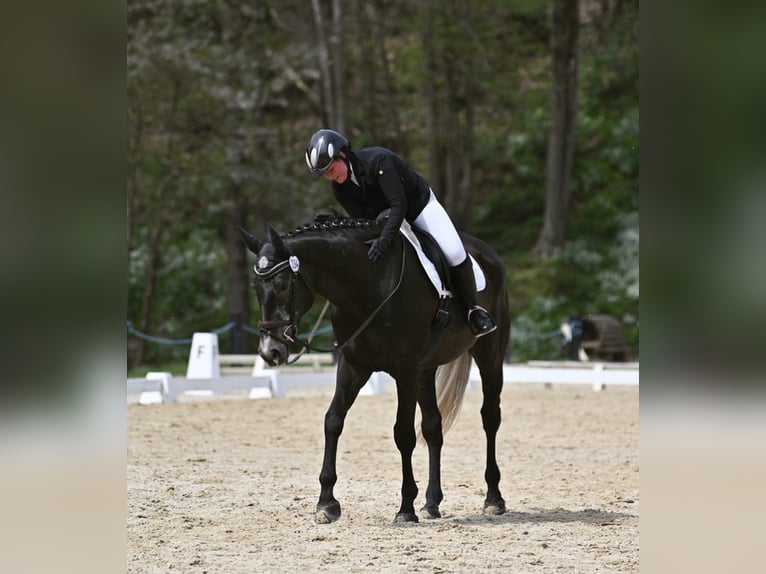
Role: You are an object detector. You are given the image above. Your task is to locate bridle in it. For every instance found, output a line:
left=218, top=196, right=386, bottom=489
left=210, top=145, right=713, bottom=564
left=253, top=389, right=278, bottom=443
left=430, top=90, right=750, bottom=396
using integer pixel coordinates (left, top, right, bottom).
left=255, top=240, right=406, bottom=363
left=255, top=255, right=330, bottom=364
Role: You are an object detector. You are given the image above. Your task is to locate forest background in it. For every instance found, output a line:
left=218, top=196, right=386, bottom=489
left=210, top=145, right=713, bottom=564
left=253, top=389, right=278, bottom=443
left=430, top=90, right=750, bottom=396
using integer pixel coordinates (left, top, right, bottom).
left=127, top=0, right=638, bottom=370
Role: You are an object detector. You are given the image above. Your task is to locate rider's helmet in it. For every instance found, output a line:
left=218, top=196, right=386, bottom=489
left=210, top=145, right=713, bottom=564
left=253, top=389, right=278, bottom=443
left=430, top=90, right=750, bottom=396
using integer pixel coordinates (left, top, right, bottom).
left=305, top=129, right=350, bottom=174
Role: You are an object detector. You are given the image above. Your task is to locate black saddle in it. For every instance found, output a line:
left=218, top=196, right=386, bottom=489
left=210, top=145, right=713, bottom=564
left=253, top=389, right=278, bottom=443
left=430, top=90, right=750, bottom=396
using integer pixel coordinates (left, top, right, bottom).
left=408, top=227, right=453, bottom=294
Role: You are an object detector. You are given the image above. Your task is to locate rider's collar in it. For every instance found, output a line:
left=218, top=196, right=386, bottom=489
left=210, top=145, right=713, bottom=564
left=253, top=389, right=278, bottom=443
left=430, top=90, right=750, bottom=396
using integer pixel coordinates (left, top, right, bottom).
left=349, top=163, right=360, bottom=187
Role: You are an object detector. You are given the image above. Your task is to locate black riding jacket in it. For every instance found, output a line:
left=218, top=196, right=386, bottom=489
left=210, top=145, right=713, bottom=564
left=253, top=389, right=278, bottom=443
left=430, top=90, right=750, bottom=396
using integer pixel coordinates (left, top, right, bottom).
left=331, top=147, right=431, bottom=242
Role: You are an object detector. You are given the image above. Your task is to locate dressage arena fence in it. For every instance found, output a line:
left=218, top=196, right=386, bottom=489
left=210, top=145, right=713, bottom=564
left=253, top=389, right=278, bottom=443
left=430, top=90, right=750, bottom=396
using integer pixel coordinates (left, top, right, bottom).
left=128, top=352, right=335, bottom=404
left=128, top=350, right=638, bottom=405
left=219, top=353, right=335, bottom=375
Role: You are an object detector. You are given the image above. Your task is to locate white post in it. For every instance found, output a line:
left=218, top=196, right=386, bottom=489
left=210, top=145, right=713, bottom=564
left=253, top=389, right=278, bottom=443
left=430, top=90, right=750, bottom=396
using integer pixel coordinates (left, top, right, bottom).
left=186, top=332, right=220, bottom=379
left=252, top=356, right=284, bottom=398
left=360, top=372, right=384, bottom=396
left=145, top=371, right=176, bottom=403
left=592, top=363, right=605, bottom=392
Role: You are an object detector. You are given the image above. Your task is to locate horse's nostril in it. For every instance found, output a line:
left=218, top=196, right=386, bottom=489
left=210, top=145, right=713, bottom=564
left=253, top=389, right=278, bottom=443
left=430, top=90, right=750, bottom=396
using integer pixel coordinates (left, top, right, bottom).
left=270, top=348, right=282, bottom=365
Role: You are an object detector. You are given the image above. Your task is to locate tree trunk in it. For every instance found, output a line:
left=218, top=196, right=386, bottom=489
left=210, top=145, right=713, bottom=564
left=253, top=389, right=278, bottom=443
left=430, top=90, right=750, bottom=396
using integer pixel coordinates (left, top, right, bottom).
left=424, top=0, right=442, bottom=194
left=331, top=0, right=346, bottom=133
left=311, top=0, right=335, bottom=125
left=310, top=0, right=345, bottom=130
left=449, top=0, right=475, bottom=230
left=224, top=184, right=252, bottom=354
left=534, top=0, right=579, bottom=257
left=423, top=0, right=475, bottom=231
left=135, top=223, right=164, bottom=366
left=355, top=0, right=381, bottom=138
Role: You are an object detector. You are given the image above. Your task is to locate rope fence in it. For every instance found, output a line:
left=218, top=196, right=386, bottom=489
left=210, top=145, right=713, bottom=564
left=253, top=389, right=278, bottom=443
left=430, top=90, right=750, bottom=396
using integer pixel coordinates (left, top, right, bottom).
left=127, top=320, right=334, bottom=345
left=127, top=320, right=557, bottom=346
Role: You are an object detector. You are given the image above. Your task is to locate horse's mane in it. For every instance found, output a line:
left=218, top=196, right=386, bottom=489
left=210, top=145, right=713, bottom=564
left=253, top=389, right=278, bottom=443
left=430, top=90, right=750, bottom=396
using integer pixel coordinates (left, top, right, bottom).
left=282, top=214, right=385, bottom=239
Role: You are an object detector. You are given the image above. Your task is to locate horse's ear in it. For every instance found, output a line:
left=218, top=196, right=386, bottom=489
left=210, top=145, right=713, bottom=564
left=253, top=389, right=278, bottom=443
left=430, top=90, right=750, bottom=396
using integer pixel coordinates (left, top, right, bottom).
left=267, top=223, right=290, bottom=258
left=239, top=226, right=263, bottom=254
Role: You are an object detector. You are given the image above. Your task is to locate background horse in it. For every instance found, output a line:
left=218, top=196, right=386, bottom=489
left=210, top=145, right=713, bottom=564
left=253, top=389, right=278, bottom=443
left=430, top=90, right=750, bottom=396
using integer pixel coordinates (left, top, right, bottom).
left=241, top=216, right=510, bottom=523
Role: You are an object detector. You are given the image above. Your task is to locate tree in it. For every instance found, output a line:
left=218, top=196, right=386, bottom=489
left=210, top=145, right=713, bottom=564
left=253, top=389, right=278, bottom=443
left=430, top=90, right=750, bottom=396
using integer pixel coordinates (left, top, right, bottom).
left=127, top=0, right=638, bottom=367
left=351, top=0, right=409, bottom=152
left=311, top=0, right=347, bottom=130
left=422, top=0, right=477, bottom=230
left=224, top=184, right=252, bottom=354
left=534, top=0, right=580, bottom=257
left=128, top=0, right=318, bottom=362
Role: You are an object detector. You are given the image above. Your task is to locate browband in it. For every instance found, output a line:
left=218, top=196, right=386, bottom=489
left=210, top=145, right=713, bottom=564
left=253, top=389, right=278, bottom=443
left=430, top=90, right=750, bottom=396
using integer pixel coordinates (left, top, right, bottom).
left=254, top=255, right=300, bottom=279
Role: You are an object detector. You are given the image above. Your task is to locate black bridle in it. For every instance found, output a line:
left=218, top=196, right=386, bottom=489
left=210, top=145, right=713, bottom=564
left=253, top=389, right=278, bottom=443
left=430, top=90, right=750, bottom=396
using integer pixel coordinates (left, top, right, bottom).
left=255, top=255, right=331, bottom=363
left=255, top=240, right=407, bottom=363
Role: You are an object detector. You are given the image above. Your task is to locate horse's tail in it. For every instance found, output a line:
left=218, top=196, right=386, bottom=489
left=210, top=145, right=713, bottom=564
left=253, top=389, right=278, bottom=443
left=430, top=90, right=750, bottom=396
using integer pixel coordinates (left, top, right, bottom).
left=417, top=351, right=472, bottom=444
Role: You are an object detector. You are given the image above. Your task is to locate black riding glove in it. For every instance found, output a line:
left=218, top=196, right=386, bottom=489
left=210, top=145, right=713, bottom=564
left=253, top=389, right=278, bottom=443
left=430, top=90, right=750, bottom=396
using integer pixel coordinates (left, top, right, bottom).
left=365, top=236, right=392, bottom=263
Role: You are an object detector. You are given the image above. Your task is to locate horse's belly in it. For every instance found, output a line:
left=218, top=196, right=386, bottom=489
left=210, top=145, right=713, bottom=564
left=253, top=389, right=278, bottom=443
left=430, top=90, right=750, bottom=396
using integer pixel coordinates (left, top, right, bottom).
left=421, top=332, right=474, bottom=367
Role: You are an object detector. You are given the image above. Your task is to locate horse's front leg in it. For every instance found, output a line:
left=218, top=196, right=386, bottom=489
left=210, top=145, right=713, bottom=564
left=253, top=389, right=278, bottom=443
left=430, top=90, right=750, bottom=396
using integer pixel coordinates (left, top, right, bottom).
left=416, top=367, right=443, bottom=519
left=393, top=372, right=419, bottom=523
left=315, top=356, right=371, bottom=524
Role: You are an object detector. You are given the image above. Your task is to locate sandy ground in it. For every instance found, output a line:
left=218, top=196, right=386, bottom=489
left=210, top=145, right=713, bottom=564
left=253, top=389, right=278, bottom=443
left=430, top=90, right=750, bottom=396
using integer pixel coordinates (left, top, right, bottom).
left=127, top=383, right=639, bottom=573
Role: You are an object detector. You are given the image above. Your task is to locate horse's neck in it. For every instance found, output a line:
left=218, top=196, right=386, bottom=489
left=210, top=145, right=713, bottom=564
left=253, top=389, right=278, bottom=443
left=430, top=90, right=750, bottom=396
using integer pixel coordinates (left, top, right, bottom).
left=290, top=233, right=371, bottom=300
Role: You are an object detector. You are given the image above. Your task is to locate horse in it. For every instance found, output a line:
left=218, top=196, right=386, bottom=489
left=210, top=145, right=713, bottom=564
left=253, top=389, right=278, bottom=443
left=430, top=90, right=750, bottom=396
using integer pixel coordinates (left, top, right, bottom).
left=240, top=215, right=510, bottom=524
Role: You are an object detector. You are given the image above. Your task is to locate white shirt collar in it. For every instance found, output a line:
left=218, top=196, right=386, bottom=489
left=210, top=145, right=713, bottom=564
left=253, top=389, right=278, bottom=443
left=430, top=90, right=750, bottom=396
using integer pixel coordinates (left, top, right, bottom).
left=349, top=163, right=360, bottom=187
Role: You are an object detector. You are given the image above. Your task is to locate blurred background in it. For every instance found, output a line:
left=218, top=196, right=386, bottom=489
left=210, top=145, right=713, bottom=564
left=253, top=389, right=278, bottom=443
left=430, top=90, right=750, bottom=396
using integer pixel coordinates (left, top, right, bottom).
left=126, top=0, right=639, bottom=373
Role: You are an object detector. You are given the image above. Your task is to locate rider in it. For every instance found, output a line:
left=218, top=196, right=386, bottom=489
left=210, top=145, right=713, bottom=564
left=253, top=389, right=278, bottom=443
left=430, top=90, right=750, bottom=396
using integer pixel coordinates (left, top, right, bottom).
left=305, top=128, right=496, bottom=338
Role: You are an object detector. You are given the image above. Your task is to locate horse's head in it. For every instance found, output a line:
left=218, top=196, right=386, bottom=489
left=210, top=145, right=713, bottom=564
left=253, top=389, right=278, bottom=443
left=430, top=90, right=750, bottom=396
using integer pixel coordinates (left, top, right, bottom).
left=240, top=224, right=315, bottom=366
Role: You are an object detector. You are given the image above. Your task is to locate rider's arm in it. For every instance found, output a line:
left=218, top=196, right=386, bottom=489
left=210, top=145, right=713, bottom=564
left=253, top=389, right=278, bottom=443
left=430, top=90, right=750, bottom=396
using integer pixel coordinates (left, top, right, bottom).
left=375, top=156, right=408, bottom=240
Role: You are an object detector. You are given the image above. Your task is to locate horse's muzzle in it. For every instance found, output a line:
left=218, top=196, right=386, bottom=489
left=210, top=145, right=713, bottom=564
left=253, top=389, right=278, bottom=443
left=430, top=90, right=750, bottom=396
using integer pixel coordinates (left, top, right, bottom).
left=260, top=344, right=286, bottom=367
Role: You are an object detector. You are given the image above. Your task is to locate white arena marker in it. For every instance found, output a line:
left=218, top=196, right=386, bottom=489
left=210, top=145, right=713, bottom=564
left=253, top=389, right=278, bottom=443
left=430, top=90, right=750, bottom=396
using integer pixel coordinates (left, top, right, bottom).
left=186, top=332, right=220, bottom=379
left=248, top=387, right=272, bottom=400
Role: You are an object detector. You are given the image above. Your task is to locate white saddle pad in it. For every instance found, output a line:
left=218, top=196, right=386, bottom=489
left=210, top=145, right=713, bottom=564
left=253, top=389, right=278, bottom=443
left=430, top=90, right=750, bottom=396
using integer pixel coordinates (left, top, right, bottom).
left=399, top=221, right=487, bottom=298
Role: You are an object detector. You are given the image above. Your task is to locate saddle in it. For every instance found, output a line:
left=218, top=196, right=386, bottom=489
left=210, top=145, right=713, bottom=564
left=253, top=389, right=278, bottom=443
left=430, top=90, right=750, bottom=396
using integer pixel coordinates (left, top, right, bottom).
left=313, top=210, right=486, bottom=330
left=398, top=220, right=486, bottom=292
left=397, top=220, right=487, bottom=330
left=398, top=221, right=453, bottom=294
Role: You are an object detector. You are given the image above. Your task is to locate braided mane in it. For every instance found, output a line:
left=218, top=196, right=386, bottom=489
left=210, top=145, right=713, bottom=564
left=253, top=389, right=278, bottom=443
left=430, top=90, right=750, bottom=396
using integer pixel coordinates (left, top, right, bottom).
left=283, top=215, right=385, bottom=238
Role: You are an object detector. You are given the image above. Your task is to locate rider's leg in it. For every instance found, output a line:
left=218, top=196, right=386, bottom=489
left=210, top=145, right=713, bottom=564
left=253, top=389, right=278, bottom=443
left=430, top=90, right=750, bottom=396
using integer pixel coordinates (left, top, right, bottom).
left=449, top=256, right=497, bottom=337
left=412, top=191, right=497, bottom=338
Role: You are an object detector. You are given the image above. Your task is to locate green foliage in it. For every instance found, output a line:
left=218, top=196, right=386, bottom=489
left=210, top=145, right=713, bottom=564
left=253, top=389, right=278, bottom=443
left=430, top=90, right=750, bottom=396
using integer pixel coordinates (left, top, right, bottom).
left=128, top=0, right=639, bottom=367
left=477, top=1, right=639, bottom=362
left=128, top=227, right=229, bottom=364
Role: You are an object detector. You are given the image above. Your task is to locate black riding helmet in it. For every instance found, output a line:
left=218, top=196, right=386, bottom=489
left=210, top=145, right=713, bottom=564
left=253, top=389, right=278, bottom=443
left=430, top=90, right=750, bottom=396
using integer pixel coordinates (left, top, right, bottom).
left=305, top=129, right=350, bottom=175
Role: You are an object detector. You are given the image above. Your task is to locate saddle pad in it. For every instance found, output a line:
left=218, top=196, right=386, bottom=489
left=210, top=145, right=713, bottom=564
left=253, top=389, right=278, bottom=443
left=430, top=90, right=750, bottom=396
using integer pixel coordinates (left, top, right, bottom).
left=399, top=221, right=487, bottom=298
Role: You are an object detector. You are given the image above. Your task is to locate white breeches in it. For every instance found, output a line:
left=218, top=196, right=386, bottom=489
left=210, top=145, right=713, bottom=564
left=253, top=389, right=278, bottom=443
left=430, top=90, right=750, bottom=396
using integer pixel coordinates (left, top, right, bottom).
left=412, top=190, right=467, bottom=267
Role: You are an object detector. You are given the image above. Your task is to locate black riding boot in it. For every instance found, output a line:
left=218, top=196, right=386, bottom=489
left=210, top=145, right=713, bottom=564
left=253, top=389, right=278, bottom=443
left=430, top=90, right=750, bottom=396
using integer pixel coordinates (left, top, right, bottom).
left=450, top=256, right=497, bottom=338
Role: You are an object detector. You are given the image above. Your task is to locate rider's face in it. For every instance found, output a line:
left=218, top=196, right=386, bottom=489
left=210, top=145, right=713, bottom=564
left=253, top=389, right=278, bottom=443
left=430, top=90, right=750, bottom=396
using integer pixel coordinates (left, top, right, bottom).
left=323, top=158, right=348, bottom=184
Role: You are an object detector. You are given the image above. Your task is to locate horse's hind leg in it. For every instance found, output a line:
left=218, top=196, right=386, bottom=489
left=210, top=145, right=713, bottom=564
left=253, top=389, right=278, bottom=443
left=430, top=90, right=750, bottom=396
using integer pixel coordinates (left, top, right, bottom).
left=316, top=356, right=371, bottom=524
left=416, top=367, right=443, bottom=518
left=472, top=341, right=507, bottom=515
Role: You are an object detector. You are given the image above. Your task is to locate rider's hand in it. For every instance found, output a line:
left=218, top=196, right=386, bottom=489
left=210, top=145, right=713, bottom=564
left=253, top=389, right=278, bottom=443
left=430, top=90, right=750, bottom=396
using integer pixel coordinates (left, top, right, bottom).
left=365, top=236, right=391, bottom=263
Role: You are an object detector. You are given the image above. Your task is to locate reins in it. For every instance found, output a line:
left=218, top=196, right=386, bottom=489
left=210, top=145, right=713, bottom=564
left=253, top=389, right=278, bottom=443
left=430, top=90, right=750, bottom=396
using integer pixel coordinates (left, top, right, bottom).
left=255, top=238, right=407, bottom=363
left=284, top=299, right=332, bottom=364
left=335, top=239, right=406, bottom=352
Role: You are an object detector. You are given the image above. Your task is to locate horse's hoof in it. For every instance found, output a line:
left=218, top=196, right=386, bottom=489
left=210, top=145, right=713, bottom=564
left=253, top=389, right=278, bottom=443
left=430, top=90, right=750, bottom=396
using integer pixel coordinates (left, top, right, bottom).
left=421, top=505, right=441, bottom=519
left=482, top=501, right=506, bottom=516
left=393, top=512, right=419, bottom=524
left=315, top=502, right=341, bottom=524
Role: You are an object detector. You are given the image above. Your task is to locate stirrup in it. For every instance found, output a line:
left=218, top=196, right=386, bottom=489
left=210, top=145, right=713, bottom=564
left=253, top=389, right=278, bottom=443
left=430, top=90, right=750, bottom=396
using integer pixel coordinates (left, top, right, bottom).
left=468, top=306, right=497, bottom=338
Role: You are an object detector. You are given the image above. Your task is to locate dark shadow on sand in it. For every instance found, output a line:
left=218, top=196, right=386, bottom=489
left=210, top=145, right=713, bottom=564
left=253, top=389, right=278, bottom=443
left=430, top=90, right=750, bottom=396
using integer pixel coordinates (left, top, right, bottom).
left=441, top=507, right=636, bottom=526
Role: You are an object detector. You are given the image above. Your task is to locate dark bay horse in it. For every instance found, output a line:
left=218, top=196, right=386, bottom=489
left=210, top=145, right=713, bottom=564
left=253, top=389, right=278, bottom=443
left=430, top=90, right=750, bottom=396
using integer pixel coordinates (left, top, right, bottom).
left=240, top=216, right=510, bottom=523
